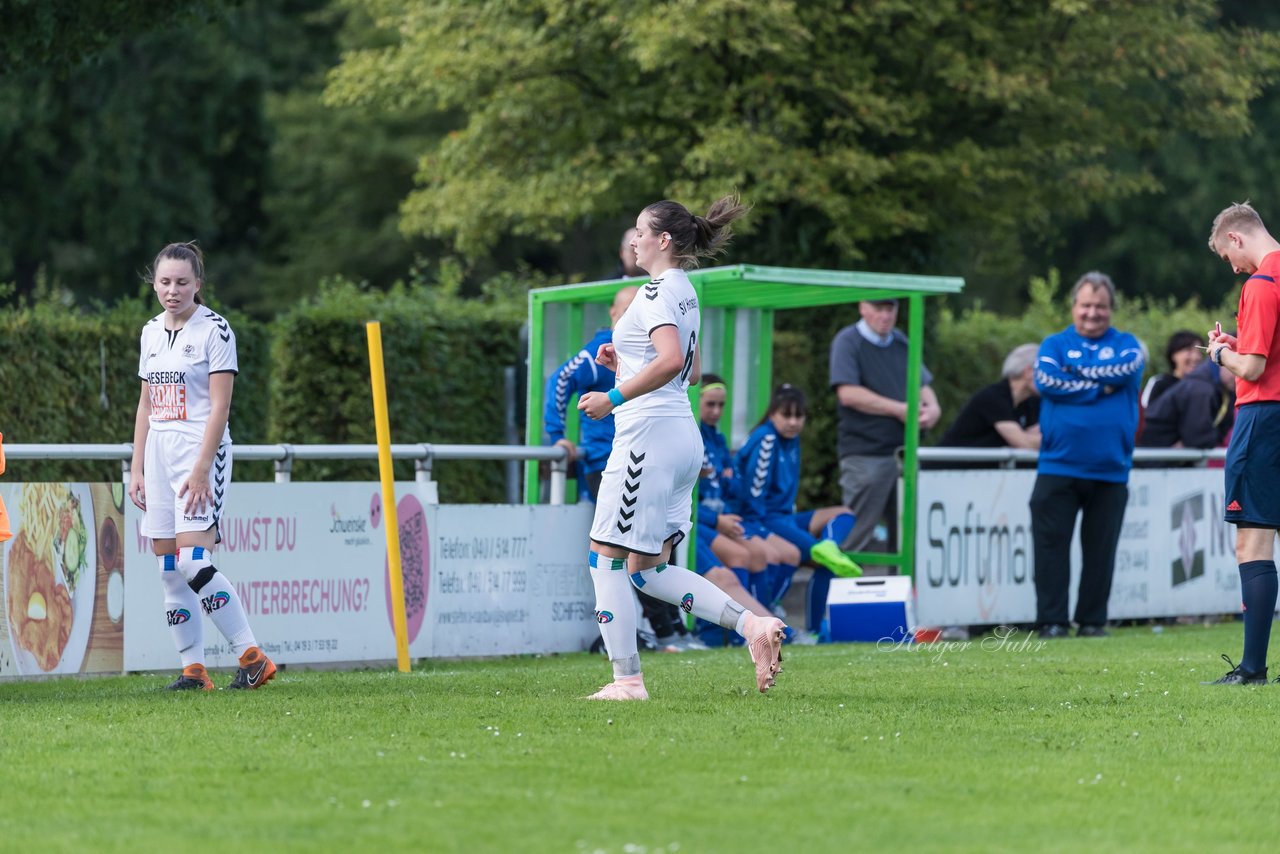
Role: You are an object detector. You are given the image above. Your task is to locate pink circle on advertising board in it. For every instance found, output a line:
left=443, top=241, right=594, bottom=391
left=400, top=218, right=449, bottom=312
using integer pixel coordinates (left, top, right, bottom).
left=384, top=493, right=428, bottom=644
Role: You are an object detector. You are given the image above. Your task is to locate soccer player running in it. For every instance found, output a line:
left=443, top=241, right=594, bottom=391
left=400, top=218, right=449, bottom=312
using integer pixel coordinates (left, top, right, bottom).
left=576, top=195, right=787, bottom=700
left=1204, top=202, right=1280, bottom=685
left=129, top=242, right=275, bottom=691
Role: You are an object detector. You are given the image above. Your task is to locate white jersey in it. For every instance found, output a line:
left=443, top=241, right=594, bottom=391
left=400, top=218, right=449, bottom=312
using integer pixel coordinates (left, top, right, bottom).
left=612, top=267, right=700, bottom=422
left=138, top=308, right=238, bottom=444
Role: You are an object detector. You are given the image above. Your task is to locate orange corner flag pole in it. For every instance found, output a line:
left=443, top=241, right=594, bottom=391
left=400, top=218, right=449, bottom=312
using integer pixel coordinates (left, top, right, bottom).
left=366, top=323, right=411, bottom=672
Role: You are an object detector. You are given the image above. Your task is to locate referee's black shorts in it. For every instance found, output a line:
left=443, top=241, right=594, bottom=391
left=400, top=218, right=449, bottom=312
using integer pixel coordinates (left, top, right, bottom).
left=1224, top=401, right=1280, bottom=528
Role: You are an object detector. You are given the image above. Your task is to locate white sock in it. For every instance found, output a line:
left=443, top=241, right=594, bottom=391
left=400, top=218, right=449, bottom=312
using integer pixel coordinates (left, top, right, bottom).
left=632, top=563, right=748, bottom=633
left=589, top=552, right=640, bottom=679
left=159, top=554, right=204, bottom=667
left=180, top=547, right=256, bottom=656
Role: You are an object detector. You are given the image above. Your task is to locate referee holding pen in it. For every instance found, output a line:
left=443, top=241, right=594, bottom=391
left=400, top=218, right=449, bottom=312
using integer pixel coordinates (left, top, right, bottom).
left=1203, top=201, right=1280, bottom=685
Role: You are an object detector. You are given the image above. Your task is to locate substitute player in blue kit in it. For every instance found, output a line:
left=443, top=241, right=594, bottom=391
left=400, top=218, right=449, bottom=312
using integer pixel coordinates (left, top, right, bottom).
left=129, top=242, right=275, bottom=691
left=576, top=195, right=787, bottom=700
left=732, top=384, right=861, bottom=636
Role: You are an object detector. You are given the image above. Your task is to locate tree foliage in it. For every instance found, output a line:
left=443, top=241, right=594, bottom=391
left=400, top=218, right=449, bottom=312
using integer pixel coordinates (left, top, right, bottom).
left=1048, top=4, right=1280, bottom=306
left=0, top=0, right=229, bottom=76
left=325, top=0, right=1280, bottom=305
left=0, top=1, right=276, bottom=303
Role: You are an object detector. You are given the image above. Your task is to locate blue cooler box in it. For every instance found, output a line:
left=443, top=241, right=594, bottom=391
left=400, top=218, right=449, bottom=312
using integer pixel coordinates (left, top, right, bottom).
left=825, top=576, right=916, bottom=643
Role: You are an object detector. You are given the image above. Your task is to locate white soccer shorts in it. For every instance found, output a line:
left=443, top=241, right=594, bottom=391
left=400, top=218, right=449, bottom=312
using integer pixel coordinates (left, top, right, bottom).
left=142, top=430, right=231, bottom=539
left=590, top=415, right=700, bottom=556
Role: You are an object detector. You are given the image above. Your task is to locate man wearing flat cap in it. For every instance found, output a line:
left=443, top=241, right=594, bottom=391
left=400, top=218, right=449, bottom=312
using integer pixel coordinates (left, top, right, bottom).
left=829, top=299, right=942, bottom=564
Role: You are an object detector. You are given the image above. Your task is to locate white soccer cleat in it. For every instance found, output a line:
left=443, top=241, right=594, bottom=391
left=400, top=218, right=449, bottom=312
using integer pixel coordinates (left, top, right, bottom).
left=743, top=614, right=787, bottom=693
left=585, top=675, right=649, bottom=701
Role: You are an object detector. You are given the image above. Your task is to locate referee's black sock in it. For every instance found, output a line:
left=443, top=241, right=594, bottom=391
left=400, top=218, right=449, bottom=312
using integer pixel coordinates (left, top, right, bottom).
left=1239, top=560, right=1277, bottom=675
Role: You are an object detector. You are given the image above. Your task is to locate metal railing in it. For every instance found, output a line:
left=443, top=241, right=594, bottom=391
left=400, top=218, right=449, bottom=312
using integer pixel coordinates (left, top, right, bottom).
left=5, top=442, right=1227, bottom=503
left=3, top=443, right=572, bottom=504
left=918, top=446, right=1227, bottom=468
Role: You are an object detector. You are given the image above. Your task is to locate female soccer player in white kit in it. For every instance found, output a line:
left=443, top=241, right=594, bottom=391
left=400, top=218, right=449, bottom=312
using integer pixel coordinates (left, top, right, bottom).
left=129, top=242, right=275, bottom=691
left=578, top=196, right=788, bottom=700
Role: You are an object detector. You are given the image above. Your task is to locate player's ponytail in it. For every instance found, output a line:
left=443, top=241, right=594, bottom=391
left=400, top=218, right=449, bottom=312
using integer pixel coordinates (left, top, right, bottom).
left=644, top=194, right=751, bottom=270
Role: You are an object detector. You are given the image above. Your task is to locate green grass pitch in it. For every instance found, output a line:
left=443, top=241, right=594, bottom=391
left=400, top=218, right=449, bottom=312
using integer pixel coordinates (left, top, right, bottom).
left=2, top=623, right=1278, bottom=852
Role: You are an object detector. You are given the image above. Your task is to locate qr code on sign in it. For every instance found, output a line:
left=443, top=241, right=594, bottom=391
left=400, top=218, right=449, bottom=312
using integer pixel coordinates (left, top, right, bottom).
left=399, top=509, right=426, bottom=618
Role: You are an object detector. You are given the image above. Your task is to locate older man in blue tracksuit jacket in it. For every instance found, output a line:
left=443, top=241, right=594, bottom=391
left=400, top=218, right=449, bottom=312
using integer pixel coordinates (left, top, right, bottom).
left=1031, top=271, right=1145, bottom=639
left=542, top=286, right=638, bottom=501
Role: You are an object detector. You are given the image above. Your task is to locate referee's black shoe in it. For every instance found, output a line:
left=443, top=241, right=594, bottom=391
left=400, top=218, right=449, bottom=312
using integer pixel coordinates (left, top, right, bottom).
left=1202, top=654, right=1268, bottom=685
left=1037, top=623, right=1070, bottom=639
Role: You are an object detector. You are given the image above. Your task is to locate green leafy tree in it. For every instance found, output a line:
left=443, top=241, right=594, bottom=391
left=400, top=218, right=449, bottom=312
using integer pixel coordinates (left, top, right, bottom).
left=0, top=0, right=350, bottom=308
left=325, top=0, right=1280, bottom=306
left=0, top=2, right=272, bottom=303
left=0, top=0, right=228, bottom=76
left=1048, top=3, right=1280, bottom=306
left=252, top=4, right=444, bottom=314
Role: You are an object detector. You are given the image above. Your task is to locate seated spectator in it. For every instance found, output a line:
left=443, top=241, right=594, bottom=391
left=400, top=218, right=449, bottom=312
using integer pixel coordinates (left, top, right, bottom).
left=939, top=343, right=1041, bottom=449
left=731, top=384, right=862, bottom=639
left=1138, top=358, right=1236, bottom=449
left=695, top=375, right=792, bottom=646
left=1141, top=330, right=1205, bottom=410
left=696, top=375, right=774, bottom=596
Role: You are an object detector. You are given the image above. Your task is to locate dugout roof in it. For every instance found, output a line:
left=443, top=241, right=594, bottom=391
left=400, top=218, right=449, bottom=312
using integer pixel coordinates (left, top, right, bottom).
left=524, top=263, right=965, bottom=575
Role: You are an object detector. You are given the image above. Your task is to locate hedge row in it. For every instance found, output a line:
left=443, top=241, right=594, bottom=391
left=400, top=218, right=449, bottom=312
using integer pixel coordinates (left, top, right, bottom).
left=1, top=282, right=521, bottom=502
left=1, top=295, right=270, bottom=483
left=1, top=272, right=1236, bottom=506
left=265, top=281, right=523, bottom=501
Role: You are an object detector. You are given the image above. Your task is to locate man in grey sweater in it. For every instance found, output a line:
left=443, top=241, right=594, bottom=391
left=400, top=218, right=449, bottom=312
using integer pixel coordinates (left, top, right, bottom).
left=829, top=299, right=942, bottom=559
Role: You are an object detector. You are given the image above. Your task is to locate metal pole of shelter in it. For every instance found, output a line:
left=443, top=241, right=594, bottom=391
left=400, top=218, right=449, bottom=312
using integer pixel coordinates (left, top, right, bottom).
left=563, top=301, right=585, bottom=504
left=523, top=294, right=546, bottom=504
left=900, top=294, right=924, bottom=577
left=720, top=308, right=738, bottom=443
left=754, top=309, right=775, bottom=431
left=845, top=294, right=924, bottom=576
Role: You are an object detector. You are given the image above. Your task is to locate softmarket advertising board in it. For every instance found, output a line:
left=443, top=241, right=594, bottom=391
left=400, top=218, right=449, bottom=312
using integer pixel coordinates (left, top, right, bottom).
left=123, top=483, right=597, bottom=671
left=915, top=468, right=1243, bottom=626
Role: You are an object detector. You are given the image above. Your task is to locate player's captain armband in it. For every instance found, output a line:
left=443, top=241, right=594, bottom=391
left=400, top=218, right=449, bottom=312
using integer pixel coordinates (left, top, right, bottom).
left=148, top=383, right=189, bottom=420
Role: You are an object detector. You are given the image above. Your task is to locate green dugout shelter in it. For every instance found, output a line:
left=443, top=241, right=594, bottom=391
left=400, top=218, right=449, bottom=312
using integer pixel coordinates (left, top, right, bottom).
left=524, top=264, right=964, bottom=576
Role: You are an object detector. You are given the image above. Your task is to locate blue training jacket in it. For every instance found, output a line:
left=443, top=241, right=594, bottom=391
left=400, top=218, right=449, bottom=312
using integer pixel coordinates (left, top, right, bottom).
left=730, top=420, right=801, bottom=521
left=1034, top=324, right=1144, bottom=482
left=698, top=421, right=733, bottom=529
left=543, top=328, right=616, bottom=474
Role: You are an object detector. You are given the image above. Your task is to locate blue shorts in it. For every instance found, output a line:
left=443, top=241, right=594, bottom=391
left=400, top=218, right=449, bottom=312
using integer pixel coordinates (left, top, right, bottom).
left=1225, top=402, right=1280, bottom=527
left=694, top=524, right=720, bottom=575
left=738, top=512, right=819, bottom=560
left=762, top=512, right=819, bottom=554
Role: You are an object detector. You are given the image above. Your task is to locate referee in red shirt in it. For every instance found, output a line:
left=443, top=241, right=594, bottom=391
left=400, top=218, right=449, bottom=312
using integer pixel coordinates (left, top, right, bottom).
left=1204, top=201, right=1280, bottom=685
